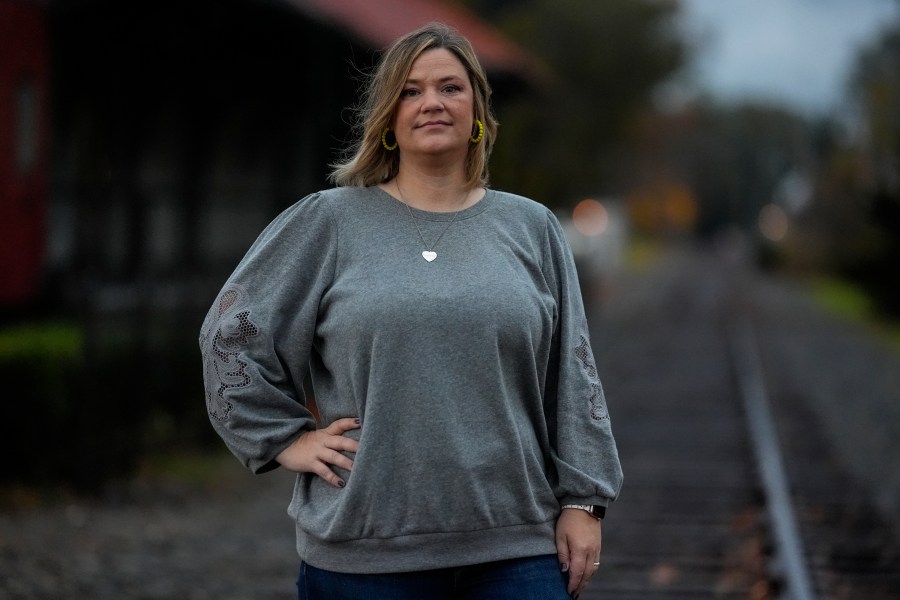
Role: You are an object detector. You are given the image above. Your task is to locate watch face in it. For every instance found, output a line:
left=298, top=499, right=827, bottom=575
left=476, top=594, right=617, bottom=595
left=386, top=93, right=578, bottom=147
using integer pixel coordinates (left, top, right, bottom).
left=592, top=505, right=606, bottom=519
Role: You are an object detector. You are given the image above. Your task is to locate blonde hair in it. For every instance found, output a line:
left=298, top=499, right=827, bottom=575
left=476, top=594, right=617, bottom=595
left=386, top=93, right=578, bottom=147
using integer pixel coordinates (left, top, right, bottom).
left=329, top=22, right=498, bottom=189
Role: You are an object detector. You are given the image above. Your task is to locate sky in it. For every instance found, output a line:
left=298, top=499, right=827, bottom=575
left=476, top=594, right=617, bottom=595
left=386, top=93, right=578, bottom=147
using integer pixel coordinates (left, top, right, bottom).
left=676, top=0, right=900, bottom=116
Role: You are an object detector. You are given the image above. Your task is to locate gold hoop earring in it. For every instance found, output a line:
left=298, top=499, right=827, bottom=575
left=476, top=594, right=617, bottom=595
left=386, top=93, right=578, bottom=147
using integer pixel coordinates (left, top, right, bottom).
left=382, top=127, right=398, bottom=151
left=469, top=119, right=484, bottom=144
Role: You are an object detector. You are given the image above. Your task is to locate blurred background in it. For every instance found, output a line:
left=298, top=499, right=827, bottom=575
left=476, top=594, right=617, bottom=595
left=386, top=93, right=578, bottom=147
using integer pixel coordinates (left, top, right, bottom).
left=1, top=0, right=899, bottom=593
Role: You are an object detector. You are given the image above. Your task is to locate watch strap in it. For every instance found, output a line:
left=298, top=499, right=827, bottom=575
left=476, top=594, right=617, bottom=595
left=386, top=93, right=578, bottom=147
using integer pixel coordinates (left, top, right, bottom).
left=561, top=503, right=605, bottom=519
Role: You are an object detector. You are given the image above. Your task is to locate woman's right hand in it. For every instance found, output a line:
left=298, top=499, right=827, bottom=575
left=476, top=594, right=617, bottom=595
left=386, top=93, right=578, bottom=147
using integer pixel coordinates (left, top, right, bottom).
left=276, top=417, right=361, bottom=487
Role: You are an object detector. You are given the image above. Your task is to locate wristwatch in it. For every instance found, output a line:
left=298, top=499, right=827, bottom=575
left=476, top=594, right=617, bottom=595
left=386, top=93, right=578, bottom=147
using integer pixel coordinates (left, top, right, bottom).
left=561, top=504, right=605, bottom=520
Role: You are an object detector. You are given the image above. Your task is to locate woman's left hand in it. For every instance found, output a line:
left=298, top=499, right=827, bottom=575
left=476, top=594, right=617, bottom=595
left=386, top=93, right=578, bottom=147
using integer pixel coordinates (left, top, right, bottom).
left=555, top=508, right=602, bottom=598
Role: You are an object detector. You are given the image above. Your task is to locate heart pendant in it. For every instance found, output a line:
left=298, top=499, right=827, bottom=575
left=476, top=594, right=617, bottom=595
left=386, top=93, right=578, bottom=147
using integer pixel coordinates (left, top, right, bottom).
left=422, top=251, right=437, bottom=262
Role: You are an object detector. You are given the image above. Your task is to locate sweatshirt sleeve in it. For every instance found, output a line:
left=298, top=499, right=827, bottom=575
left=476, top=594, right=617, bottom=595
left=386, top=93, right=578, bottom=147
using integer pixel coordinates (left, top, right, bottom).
left=199, top=192, right=336, bottom=474
left=541, top=209, right=623, bottom=509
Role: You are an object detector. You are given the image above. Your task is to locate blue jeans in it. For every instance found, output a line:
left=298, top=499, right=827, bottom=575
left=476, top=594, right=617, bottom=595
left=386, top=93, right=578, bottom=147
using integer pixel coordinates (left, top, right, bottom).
left=297, top=554, right=572, bottom=600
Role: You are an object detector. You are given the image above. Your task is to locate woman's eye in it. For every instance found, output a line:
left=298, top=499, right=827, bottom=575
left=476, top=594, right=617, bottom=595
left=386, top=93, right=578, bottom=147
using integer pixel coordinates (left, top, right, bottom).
left=443, top=85, right=461, bottom=94
left=401, top=89, right=419, bottom=98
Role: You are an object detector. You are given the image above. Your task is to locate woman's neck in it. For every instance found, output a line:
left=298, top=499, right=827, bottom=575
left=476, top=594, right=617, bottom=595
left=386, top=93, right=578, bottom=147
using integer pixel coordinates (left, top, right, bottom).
left=387, top=164, right=480, bottom=212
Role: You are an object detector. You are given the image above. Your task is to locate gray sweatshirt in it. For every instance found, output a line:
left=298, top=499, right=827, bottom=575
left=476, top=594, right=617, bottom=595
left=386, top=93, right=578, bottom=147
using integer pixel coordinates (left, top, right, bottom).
left=199, top=186, right=622, bottom=573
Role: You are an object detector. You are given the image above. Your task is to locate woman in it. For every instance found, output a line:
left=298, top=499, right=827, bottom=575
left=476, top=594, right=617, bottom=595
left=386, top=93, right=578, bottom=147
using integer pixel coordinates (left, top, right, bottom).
left=200, top=22, right=622, bottom=599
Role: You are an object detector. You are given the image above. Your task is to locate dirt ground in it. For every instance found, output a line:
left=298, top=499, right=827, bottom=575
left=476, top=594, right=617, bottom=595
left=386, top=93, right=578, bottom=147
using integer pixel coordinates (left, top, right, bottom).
left=1, top=457, right=299, bottom=599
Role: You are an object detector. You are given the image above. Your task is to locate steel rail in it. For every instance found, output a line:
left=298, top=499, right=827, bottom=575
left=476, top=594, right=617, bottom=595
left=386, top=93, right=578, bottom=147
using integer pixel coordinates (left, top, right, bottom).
left=729, top=316, right=817, bottom=600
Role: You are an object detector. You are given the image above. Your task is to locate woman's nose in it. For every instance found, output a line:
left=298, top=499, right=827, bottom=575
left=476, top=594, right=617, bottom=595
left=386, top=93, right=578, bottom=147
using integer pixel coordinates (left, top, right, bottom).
left=421, top=89, right=444, bottom=110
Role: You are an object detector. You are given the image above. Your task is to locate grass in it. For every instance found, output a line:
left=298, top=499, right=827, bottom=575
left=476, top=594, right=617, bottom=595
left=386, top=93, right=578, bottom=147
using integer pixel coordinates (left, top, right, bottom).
left=810, top=276, right=900, bottom=350
left=135, top=447, right=244, bottom=489
left=809, top=278, right=874, bottom=322
left=624, top=236, right=664, bottom=270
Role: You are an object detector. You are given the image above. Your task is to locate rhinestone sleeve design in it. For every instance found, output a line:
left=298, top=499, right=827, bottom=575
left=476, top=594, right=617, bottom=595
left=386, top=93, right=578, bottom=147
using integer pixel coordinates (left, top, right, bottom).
left=575, top=335, right=608, bottom=421
left=201, top=283, right=260, bottom=422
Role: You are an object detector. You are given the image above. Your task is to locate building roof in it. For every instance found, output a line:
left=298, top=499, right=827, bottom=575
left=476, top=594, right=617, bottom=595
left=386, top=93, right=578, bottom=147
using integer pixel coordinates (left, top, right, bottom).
left=281, top=0, right=539, bottom=82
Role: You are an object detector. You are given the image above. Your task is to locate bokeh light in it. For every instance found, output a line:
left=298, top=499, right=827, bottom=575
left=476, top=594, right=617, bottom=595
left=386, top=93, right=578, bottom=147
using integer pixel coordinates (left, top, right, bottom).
left=573, top=199, right=609, bottom=237
left=758, top=203, right=789, bottom=242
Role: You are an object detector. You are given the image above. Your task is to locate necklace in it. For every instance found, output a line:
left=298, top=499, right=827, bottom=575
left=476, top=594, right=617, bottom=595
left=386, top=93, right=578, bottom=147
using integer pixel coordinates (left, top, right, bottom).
left=395, top=181, right=469, bottom=262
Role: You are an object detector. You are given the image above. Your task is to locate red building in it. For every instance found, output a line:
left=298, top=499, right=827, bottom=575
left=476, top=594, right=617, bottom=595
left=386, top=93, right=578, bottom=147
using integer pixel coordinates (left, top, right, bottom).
left=0, top=0, right=49, bottom=305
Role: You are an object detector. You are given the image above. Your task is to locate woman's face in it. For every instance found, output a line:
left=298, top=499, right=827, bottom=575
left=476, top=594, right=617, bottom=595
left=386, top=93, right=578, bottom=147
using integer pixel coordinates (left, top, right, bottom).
left=392, top=48, right=475, bottom=161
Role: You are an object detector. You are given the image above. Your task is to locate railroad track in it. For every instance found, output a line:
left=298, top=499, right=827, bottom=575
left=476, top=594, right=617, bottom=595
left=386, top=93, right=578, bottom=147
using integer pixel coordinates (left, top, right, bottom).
left=583, top=248, right=900, bottom=599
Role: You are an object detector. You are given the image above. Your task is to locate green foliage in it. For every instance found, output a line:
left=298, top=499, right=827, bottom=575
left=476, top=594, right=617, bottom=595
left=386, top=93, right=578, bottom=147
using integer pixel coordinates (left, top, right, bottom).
left=841, top=24, right=900, bottom=317
left=484, top=0, right=687, bottom=206
left=136, top=447, right=239, bottom=489
left=1, top=322, right=84, bottom=487
left=0, top=322, right=83, bottom=419
left=789, top=22, right=900, bottom=318
left=1, top=316, right=213, bottom=493
left=852, top=26, right=900, bottom=176
left=0, top=322, right=83, bottom=362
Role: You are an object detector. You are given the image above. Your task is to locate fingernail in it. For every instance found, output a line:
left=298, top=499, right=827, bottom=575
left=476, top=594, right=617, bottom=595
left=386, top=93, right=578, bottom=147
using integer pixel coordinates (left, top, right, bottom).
left=354, top=418, right=360, bottom=424
left=560, top=563, right=569, bottom=572
left=337, top=480, right=345, bottom=488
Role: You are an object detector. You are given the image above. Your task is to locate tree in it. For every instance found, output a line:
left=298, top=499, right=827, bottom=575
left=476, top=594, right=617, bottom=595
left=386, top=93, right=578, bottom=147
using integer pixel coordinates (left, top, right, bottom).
left=473, top=0, right=687, bottom=207
left=841, top=22, right=900, bottom=315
